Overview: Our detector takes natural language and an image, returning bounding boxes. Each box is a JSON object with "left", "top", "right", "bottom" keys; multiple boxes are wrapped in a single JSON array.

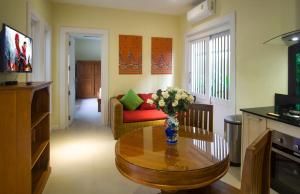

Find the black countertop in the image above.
[{"left": 240, "top": 106, "right": 300, "bottom": 127}]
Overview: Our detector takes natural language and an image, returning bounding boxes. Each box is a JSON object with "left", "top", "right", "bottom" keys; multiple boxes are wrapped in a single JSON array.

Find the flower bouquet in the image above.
[{"left": 148, "top": 87, "right": 195, "bottom": 143}]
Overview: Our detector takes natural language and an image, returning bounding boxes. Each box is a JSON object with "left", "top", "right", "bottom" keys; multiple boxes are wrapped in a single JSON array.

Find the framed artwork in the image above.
[
  {"left": 119, "top": 35, "right": 142, "bottom": 74},
  {"left": 151, "top": 37, "right": 173, "bottom": 74}
]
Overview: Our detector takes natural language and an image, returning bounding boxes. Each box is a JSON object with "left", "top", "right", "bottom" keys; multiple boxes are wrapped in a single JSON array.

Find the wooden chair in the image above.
[
  {"left": 184, "top": 129, "right": 272, "bottom": 194},
  {"left": 178, "top": 104, "right": 213, "bottom": 131}
]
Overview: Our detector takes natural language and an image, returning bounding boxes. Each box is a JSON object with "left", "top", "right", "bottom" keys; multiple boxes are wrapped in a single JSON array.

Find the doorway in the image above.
[
  {"left": 67, "top": 35, "right": 102, "bottom": 126},
  {"left": 59, "top": 27, "right": 108, "bottom": 129}
]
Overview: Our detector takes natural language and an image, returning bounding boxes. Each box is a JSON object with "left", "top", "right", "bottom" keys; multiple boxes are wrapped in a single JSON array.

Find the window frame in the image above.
[{"left": 185, "top": 13, "right": 236, "bottom": 106}]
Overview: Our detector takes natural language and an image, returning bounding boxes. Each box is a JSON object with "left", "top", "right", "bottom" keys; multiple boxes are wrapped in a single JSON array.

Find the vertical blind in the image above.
[
  {"left": 190, "top": 39, "right": 206, "bottom": 95},
  {"left": 189, "top": 30, "right": 230, "bottom": 100},
  {"left": 210, "top": 31, "right": 230, "bottom": 100}
]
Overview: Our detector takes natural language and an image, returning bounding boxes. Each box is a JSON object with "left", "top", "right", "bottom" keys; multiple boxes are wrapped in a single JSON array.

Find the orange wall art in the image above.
[
  {"left": 119, "top": 35, "right": 142, "bottom": 74},
  {"left": 151, "top": 37, "right": 172, "bottom": 74}
]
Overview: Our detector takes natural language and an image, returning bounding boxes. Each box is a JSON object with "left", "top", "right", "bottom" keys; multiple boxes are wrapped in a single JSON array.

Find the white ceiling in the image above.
[{"left": 51, "top": 0, "right": 200, "bottom": 15}]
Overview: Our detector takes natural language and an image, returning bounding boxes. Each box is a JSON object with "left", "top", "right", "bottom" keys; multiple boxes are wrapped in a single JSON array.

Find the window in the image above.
[
  {"left": 188, "top": 30, "right": 231, "bottom": 101},
  {"left": 185, "top": 13, "right": 235, "bottom": 134},
  {"left": 210, "top": 31, "right": 230, "bottom": 100},
  {"left": 190, "top": 38, "right": 207, "bottom": 95}
]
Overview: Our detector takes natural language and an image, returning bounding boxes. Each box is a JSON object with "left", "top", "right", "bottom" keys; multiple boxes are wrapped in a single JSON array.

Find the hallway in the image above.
[{"left": 71, "top": 98, "right": 101, "bottom": 128}]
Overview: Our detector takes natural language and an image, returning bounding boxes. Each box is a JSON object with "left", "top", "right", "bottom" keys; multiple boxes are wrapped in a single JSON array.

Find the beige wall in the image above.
[
  {"left": 0, "top": 0, "right": 52, "bottom": 82},
  {"left": 180, "top": 0, "right": 299, "bottom": 112},
  {"left": 50, "top": 3, "right": 182, "bottom": 126},
  {"left": 75, "top": 38, "right": 101, "bottom": 61}
]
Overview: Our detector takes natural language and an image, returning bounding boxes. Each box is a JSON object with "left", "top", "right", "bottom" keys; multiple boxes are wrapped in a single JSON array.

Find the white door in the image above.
[
  {"left": 209, "top": 32, "right": 235, "bottom": 135},
  {"left": 68, "top": 36, "right": 76, "bottom": 125},
  {"left": 188, "top": 31, "right": 235, "bottom": 136}
]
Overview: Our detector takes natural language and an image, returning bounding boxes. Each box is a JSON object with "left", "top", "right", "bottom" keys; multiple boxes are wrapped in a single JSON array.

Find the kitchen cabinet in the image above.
[
  {"left": 241, "top": 112, "right": 267, "bottom": 168},
  {"left": 241, "top": 107, "right": 300, "bottom": 168}
]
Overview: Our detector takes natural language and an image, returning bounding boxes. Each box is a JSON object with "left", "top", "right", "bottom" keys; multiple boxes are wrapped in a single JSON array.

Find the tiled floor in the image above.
[{"left": 43, "top": 98, "right": 242, "bottom": 194}]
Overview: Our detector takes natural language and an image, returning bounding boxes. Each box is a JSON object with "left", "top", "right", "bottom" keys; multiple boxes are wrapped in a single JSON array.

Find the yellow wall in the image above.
[
  {"left": 50, "top": 3, "right": 182, "bottom": 126},
  {"left": 0, "top": 0, "right": 52, "bottom": 33},
  {"left": 180, "top": 0, "right": 299, "bottom": 112},
  {"left": 0, "top": 0, "right": 52, "bottom": 82}
]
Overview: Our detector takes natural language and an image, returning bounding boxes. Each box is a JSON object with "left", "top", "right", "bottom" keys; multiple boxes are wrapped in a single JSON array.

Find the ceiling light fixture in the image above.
[{"left": 291, "top": 37, "right": 299, "bottom": 42}]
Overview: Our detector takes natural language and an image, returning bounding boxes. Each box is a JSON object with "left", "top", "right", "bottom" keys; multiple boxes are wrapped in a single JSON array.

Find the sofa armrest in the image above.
[{"left": 110, "top": 97, "right": 123, "bottom": 139}]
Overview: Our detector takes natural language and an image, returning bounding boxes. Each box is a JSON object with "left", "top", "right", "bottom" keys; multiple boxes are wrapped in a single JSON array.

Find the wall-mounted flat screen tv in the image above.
[{"left": 0, "top": 24, "right": 32, "bottom": 72}]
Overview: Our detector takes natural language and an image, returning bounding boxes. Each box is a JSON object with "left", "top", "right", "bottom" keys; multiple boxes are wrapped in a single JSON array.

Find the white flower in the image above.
[
  {"left": 159, "top": 99, "right": 165, "bottom": 107},
  {"left": 188, "top": 95, "right": 194, "bottom": 103},
  {"left": 162, "top": 91, "right": 169, "bottom": 99},
  {"left": 181, "top": 93, "right": 188, "bottom": 99},
  {"left": 166, "top": 87, "right": 172, "bottom": 92},
  {"left": 147, "top": 99, "right": 154, "bottom": 104},
  {"left": 172, "top": 100, "right": 178, "bottom": 107},
  {"left": 175, "top": 94, "right": 181, "bottom": 100},
  {"left": 177, "top": 89, "right": 184, "bottom": 95},
  {"left": 178, "top": 89, "right": 184, "bottom": 93},
  {"left": 152, "top": 93, "right": 158, "bottom": 100},
  {"left": 174, "top": 87, "right": 181, "bottom": 92}
]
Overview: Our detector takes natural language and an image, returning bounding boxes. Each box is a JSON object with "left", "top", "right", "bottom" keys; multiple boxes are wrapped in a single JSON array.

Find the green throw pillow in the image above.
[{"left": 120, "top": 89, "right": 143, "bottom": 110}]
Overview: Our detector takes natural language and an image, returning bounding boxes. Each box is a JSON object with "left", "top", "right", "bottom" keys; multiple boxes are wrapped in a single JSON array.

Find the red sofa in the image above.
[{"left": 110, "top": 93, "right": 167, "bottom": 139}]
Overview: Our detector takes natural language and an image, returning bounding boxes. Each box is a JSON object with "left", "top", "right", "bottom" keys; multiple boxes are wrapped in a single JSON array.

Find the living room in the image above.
[{"left": 0, "top": 0, "right": 299, "bottom": 194}]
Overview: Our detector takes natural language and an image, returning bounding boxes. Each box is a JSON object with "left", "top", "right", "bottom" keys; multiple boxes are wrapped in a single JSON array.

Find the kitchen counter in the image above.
[
  {"left": 241, "top": 106, "right": 300, "bottom": 128},
  {"left": 241, "top": 107, "right": 300, "bottom": 194}
]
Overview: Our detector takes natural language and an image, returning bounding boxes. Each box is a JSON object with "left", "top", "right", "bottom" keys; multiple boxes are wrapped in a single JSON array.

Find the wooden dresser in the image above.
[{"left": 0, "top": 82, "right": 51, "bottom": 194}]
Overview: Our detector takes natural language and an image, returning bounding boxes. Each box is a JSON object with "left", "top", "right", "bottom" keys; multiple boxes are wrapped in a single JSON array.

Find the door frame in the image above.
[
  {"left": 67, "top": 36, "right": 76, "bottom": 125},
  {"left": 27, "top": 2, "right": 52, "bottom": 82},
  {"left": 59, "top": 27, "right": 109, "bottom": 129}
]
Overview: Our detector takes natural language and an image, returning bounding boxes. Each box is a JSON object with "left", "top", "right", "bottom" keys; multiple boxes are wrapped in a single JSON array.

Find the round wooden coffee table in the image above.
[{"left": 115, "top": 126, "right": 229, "bottom": 193}]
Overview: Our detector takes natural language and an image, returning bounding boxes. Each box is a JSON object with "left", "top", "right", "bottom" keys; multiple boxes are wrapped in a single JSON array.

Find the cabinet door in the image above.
[
  {"left": 76, "top": 61, "right": 95, "bottom": 98},
  {"left": 241, "top": 113, "right": 267, "bottom": 167}
]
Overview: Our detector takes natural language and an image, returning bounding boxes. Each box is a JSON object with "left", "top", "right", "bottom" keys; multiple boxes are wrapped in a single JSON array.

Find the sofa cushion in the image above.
[
  {"left": 120, "top": 90, "right": 144, "bottom": 110},
  {"left": 138, "top": 93, "right": 156, "bottom": 110},
  {"left": 123, "top": 110, "right": 167, "bottom": 123}
]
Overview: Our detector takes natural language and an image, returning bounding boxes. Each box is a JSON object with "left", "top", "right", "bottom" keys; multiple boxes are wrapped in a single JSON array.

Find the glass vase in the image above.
[{"left": 165, "top": 115, "right": 179, "bottom": 144}]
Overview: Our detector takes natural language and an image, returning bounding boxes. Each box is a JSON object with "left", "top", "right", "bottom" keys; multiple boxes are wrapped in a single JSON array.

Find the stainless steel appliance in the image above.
[
  {"left": 224, "top": 114, "right": 242, "bottom": 166},
  {"left": 274, "top": 94, "right": 300, "bottom": 126},
  {"left": 271, "top": 131, "right": 300, "bottom": 194}
]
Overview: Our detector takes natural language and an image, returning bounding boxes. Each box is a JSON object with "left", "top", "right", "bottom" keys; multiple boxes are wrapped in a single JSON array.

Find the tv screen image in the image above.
[{"left": 2, "top": 25, "right": 32, "bottom": 72}]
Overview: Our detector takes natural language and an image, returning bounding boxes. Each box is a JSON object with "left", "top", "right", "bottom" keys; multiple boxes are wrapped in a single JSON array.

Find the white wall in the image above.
[{"left": 75, "top": 38, "right": 101, "bottom": 61}]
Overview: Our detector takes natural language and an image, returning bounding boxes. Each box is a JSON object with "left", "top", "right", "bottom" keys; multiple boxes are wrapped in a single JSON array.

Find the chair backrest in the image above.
[
  {"left": 241, "top": 130, "right": 272, "bottom": 194},
  {"left": 178, "top": 103, "right": 213, "bottom": 131}
]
